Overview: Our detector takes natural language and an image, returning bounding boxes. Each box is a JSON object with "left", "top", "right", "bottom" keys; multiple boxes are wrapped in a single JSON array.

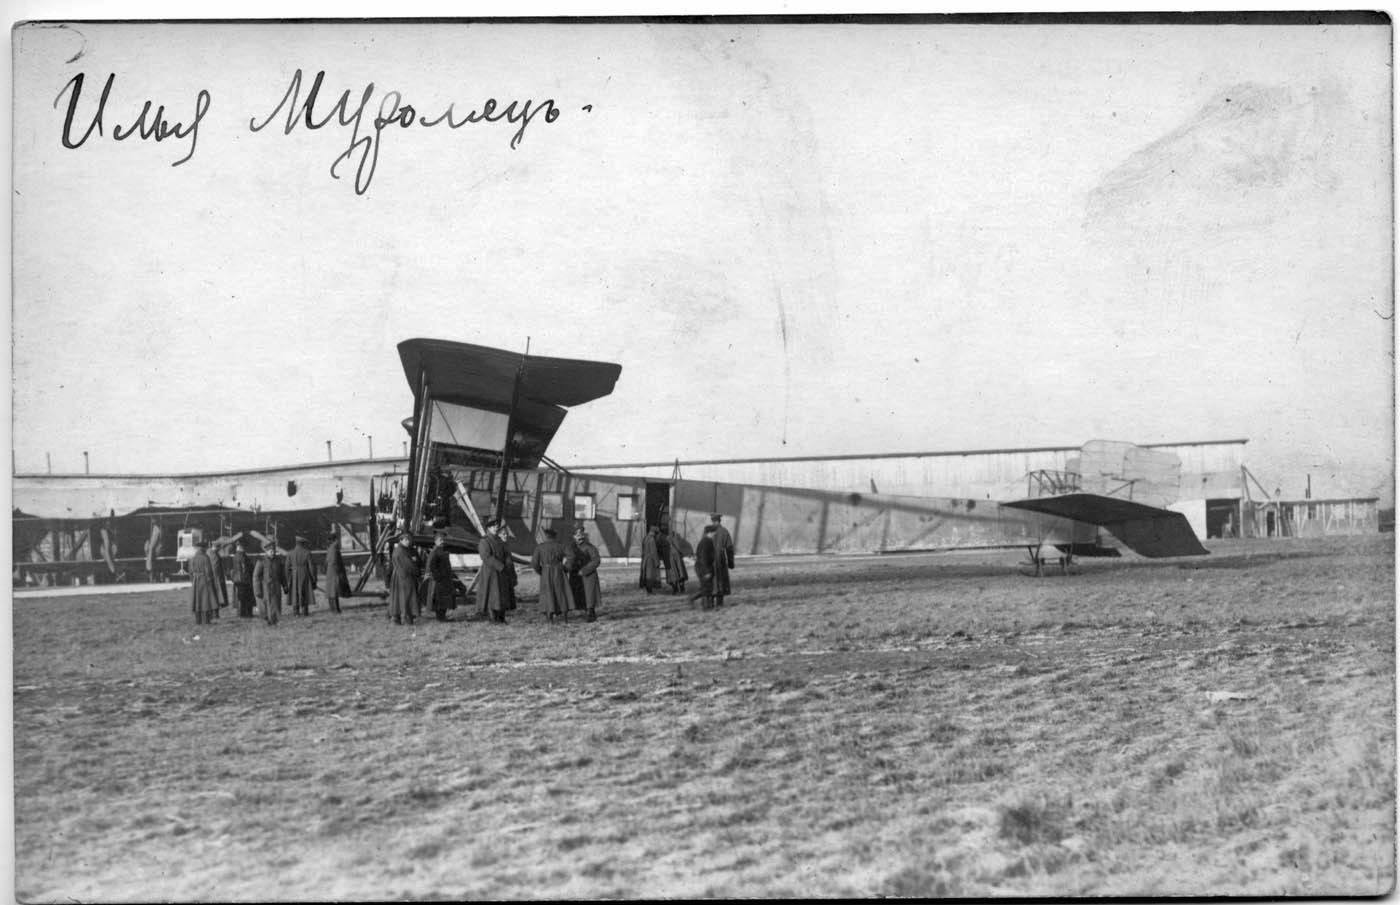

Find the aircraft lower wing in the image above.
[{"left": 1002, "top": 493, "right": 1209, "bottom": 558}]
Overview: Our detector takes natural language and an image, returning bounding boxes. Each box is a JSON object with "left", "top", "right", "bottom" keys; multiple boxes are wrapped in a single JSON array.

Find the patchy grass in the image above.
[{"left": 12, "top": 535, "right": 1395, "bottom": 900}]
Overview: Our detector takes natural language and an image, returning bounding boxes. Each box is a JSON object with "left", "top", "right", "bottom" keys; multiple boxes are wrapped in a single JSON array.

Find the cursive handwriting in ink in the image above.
[
  {"left": 53, "top": 72, "right": 211, "bottom": 167},
  {"left": 248, "top": 69, "right": 564, "bottom": 195}
]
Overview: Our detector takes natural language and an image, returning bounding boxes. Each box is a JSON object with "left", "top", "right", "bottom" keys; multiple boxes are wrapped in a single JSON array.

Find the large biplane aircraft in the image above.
[
  {"left": 372, "top": 338, "right": 1208, "bottom": 587},
  {"left": 11, "top": 338, "right": 1209, "bottom": 590}
]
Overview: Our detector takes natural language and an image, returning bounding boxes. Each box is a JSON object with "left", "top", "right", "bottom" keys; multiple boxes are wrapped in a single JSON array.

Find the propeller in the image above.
[
  {"left": 208, "top": 531, "right": 245, "bottom": 550},
  {"left": 248, "top": 530, "right": 284, "bottom": 554}
]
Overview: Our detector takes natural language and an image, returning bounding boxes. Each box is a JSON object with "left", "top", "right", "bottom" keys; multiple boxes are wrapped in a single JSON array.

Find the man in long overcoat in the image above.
[
  {"left": 231, "top": 541, "right": 256, "bottom": 618},
  {"left": 207, "top": 542, "right": 229, "bottom": 618},
  {"left": 253, "top": 544, "right": 288, "bottom": 626},
  {"left": 189, "top": 540, "right": 221, "bottom": 625},
  {"left": 287, "top": 534, "right": 318, "bottom": 616},
  {"left": 531, "top": 528, "right": 571, "bottom": 621},
  {"left": 662, "top": 527, "right": 687, "bottom": 593},
  {"left": 709, "top": 513, "right": 734, "bottom": 606},
  {"left": 388, "top": 534, "right": 420, "bottom": 625},
  {"left": 689, "top": 525, "right": 718, "bottom": 610},
  {"left": 564, "top": 530, "right": 587, "bottom": 614},
  {"left": 323, "top": 528, "right": 350, "bottom": 614},
  {"left": 573, "top": 526, "right": 602, "bottom": 622},
  {"left": 426, "top": 532, "right": 456, "bottom": 622},
  {"left": 477, "top": 521, "right": 509, "bottom": 623},
  {"left": 639, "top": 526, "right": 662, "bottom": 593}
]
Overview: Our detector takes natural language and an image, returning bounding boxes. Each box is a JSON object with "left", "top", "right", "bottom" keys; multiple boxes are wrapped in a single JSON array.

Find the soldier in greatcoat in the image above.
[
  {"left": 662, "top": 527, "right": 688, "bottom": 593},
  {"left": 688, "top": 525, "right": 718, "bottom": 610},
  {"left": 564, "top": 530, "right": 587, "bottom": 614},
  {"left": 426, "top": 532, "right": 456, "bottom": 622},
  {"left": 709, "top": 513, "right": 735, "bottom": 607},
  {"left": 323, "top": 528, "right": 350, "bottom": 614},
  {"left": 477, "top": 521, "right": 509, "bottom": 624},
  {"left": 189, "top": 540, "right": 221, "bottom": 625},
  {"left": 253, "top": 543, "right": 288, "bottom": 626},
  {"left": 387, "top": 534, "right": 420, "bottom": 625},
  {"left": 287, "top": 534, "right": 318, "bottom": 616},
  {"left": 573, "top": 526, "right": 602, "bottom": 622},
  {"left": 496, "top": 522, "right": 518, "bottom": 611},
  {"left": 206, "top": 541, "right": 229, "bottom": 618},
  {"left": 531, "top": 528, "right": 571, "bottom": 621},
  {"left": 231, "top": 541, "right": 256, "bottom": 618},
  {"left": 639, "top": 526, "right": 662, "bottom": 594}
]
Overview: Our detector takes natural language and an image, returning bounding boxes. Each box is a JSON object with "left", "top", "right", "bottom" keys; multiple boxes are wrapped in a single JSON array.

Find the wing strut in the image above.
[
  {"left": 493, "top": 339, "right": 529, "bottom": 524},
  {"left": 455, "top": 481, "right": 487, "bottom": 537}
]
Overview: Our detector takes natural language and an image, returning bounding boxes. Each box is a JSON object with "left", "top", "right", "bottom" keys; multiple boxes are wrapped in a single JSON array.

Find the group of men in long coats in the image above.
[
  {"left": 640, "top": 525, "right": 692, "bottom": 595},
  {"left": 527, "top": 525, "right": 602, "bottom": 622},
  {"left": 187, "top": 512, "right": 734, "bottom": 627},
  {"left": 688, "top": 513, "right": 735, "bottom": 609},
  {"left": 566, "top": 525, "right": 602, "bottom": 622},
  {"left": 476, "top": 520, "right": 515, "bottom": 623}
]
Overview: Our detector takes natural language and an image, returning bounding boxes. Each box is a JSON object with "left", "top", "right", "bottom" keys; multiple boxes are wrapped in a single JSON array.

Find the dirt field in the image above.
[{"left": 12, "top": 535, "right": 1395, "bottom": 900}]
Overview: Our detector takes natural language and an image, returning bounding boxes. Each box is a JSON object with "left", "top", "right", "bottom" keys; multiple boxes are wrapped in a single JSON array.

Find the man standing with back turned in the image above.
[
  {"left": 323, "top": 527, "right": 350, "bottom": 614},
  {"left": 532, "top": 528, "right": 571, "bottom": 621},
  {"left": 709, "top": 513, "right": 735, "bottom": 607},
  {"left": 287, "top": 534, "right": 318, "bottom": 617}
]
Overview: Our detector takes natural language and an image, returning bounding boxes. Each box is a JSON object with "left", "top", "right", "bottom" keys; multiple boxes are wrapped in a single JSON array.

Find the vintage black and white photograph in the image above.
[{"left": 9, "top": 11, "right": 1395, "bottom": 900}]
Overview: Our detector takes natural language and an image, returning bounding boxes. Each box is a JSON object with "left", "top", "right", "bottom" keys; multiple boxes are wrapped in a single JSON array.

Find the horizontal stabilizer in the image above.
[{"left": 1002, "top": 493, "right": 1208, "bottom": 558}]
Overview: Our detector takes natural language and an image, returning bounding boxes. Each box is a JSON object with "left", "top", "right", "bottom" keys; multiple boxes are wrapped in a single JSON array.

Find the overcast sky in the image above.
[{"left": 11, "top": 18, "right": 1394, "bottom": 500}]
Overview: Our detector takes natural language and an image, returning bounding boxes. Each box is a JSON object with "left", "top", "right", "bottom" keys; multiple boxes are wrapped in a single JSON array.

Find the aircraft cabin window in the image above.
[
  {"left": 617, "top": 494, "right": 638, "bottom": 521},
  {"left": 540, "top": 493, "right": 564, "bottom": 519},
  {"left": 573, "top": 494, "right": 596, "bottom": 520},
  {"left": 505, "top": 492, "right": 528, "bottom": 518}
]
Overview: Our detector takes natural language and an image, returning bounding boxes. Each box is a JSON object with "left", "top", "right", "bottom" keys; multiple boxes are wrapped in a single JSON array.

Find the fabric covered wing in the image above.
[
  {"left": 398, "top": 338, "right": 622, "bottom": 409},
  {"left": 1002, "top": 493, "right": 1209, "bottom": 558}
]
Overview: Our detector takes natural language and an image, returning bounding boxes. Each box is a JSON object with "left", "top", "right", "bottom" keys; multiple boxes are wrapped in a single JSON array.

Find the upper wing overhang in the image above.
[{"left": 397, "top": 338, "right": 622, "bottom": 410}]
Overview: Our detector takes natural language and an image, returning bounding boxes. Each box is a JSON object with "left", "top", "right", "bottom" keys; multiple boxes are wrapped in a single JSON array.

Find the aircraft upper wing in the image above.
[
  {"left": 1001, "top": 493, "right": 1209, "bottom": 558},
  {"left": 397, "top": 338, "right": 622, "bottom": 409}
]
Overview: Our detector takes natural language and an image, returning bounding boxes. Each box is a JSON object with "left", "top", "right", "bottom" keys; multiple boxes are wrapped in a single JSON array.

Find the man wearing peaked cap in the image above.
[
  {"left": 570, "top": 526, "right": 602, "bottom": 622},
  {"left": 477, "top": 523, "right": 509, "bottom": 623},
  {"left": 287, "top": 533, "right": 318, "bottom": 617}
]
